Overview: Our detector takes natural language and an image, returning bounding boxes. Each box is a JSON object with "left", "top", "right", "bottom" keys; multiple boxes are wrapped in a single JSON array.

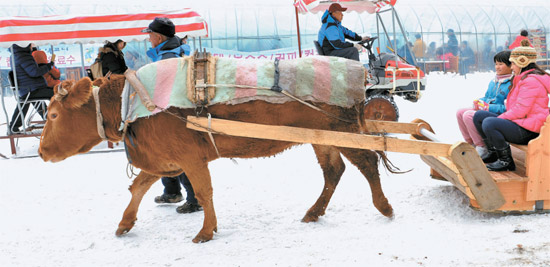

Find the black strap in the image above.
[
  {"left": 271, "top": 58, "right": 282, "bottom": 92},
  {"left": 123, "top": 125, "right": 136, "bottom": 164}
]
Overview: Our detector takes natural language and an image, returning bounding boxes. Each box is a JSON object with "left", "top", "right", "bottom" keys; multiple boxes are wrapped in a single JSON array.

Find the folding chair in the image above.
[{"left": 6, "top": 70, "right": 50, "bottom": 135}]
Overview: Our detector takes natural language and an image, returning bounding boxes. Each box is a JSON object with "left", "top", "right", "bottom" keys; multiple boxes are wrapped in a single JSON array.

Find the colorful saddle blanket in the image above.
[{"left": 126, "top": 56, "right": 365, "bottom": 120}]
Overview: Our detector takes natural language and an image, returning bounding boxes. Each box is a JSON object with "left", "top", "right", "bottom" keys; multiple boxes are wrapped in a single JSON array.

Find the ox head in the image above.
[{"left": 39, "top": 77, "right": 103, "bottom": 162}]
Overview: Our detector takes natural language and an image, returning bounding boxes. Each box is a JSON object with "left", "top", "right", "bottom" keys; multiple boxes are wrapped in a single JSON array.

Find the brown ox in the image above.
[{"left": 39, "top": 75, "right": 395, "bottom": 243}]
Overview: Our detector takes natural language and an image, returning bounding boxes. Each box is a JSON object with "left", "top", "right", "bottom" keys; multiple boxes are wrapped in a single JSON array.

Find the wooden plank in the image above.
[
  {"left": 363, "top": 120, "right": 423, "bottom": 135},
  {"left": 511, "top": 143, "right": 528, "bottom": 152},
  {"left": 186, "top": 117, "right": 452, "bottom": 157},
  {"left": 510, "top": 146, "right": 527, "bottom": 175},
  {"left": 526, "top": 116, "right": 550, "bottom": 201},
  {"left": 420, "top": 154, "right": 474, "bottom": 199},
  {"left": 449, "top": 142, "right": 505, "bottom": 211},
  {"left": 471, "top": 180, "right": 550, "bottom": 212},
  {"left": 490, "top": 170, "right": 528, "bottom": 182}
]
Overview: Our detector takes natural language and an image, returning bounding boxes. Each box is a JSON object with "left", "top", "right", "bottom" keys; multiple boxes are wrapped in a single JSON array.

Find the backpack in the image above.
[{"left": 90, "top": 59, "right": 103, "bottom": 80}]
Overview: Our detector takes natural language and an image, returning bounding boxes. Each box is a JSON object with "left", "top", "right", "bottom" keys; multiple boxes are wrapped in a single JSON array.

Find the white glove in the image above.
[
  {"left": 354, "top": 43, "right": 363, "bottom": 51},
  {"left": 361, "top": 36, "right": 370, "bottom": 42}
]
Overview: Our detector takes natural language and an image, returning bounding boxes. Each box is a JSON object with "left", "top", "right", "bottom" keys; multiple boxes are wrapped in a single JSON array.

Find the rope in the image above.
[
  {"left": 207, "top": 113, "right": 222, "bottom": 158},
  {"left": 92, "top": 86, "right": 108, "bottom": 141},
  {"left": 126, "top": 162, "right": 139, "bottom": 179}
]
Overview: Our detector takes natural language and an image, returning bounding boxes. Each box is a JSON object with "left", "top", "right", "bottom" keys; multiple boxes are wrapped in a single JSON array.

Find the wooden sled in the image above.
[
  {"left": 185, "top": 115, "right": 531, "bottom": 212},
  {"left": 416, "top": 116, "right": 550, "bottom": 213}
]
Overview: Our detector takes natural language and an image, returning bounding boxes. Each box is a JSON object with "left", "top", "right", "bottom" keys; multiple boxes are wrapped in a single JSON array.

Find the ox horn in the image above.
[{"left": 55, "top": 84, "right": 70, "bottom": 101}]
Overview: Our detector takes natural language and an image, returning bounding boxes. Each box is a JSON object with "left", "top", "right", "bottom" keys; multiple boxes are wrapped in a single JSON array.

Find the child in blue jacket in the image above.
[{"left": 456, "top": 50, "right": 512, "bottom": 157}]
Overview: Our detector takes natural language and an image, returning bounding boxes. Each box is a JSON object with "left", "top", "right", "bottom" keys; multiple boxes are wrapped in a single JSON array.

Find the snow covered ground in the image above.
[{"left": 1, "top": 72, "right": 549, "bottom": 266}]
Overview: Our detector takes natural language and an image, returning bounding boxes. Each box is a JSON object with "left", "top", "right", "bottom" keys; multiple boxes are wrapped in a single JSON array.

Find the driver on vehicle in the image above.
[{"left": 318, "top": 3, "right": 369, "bottom": 61}]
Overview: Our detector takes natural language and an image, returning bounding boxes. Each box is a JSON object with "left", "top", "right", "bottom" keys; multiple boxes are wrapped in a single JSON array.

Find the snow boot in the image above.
[
  {"left": 486, "top": 146, "right": 515, "bottom": 172},
  {"left": 476, "top": 146, "right": 489, "bottom": 158},
  {"left": 176, "top": 202, "right": 202, "bottom": 214},
  {"left": 481, "top": 139, "right": 497, "bottom": 163},
  {"left": 154, "top": 193, "right": 183, "bottom": 204}
]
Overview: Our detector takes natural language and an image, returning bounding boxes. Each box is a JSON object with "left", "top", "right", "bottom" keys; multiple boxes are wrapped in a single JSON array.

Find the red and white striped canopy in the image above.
[
  {"left": 295, "top": 0, "right": 397, "bottom": 14},
  {"left": 0, "top": 9, "right": 208, "bottom": 48}
]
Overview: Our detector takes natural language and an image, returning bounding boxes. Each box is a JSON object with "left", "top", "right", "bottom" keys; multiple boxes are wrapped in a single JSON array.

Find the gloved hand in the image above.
[
  {"left": 354, "top": 43, "right": 363, "bottom": 51},
  {"left": 474, "top": 99, "right": 489, "bottom": 111},
  {"left": 50, "top": 53, "right": 56, "bottom": 64},
  {"left": 361, "top": 36, "right": 370, "bottom": 42}
]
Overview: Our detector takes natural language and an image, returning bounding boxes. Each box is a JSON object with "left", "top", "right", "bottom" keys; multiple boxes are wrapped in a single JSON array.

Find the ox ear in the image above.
[
  {"left": 56, "top": 77, "right": 93, "bottom": 109},
  {"left": 92, "top": 77, "right": 107, "bottom": 87}
]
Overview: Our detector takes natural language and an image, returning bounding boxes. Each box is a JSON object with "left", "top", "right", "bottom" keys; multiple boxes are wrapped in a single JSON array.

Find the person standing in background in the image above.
[
  {"left": 142, "top": 17, "right": 202, "bottom": 214},
  {"left": 509, "top": 30, "right": 533, "bottom": 50},
  {"left": 180, "top": 35, "right": 191, "bottom": 56},
  {"left": 412, "top": 33, "right": 426, "bottom": 59},
  {"left": 100, "top": 39, "right": 128, "bottom": 76},
  {"left": 446, "top": 29, "right": 459, "bottom": 56}
]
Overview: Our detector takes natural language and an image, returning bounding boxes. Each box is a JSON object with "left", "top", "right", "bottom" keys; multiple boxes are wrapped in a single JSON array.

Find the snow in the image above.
[{"left": 1, "top": 72, "right": 549, "bottom": 266}]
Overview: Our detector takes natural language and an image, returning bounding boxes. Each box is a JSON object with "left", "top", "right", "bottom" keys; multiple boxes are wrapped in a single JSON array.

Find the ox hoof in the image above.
[
  {"left": 301, "top": 214, "right": 319, "bottom": 223},
  {"left": 381, "top": 205, "right": 394, "bottom": 219},
  {"left": 115, "top": 227, "right": 130, "bottom": 236},
  {"left": 192, "top": 232, "right": 213, "bottom": 243}
]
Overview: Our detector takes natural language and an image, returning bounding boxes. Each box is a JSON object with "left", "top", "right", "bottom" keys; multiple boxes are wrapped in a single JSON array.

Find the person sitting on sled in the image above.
[
  {"left": 473, "top": 40, "right": 550, "bottom": 171},
  {"left": 456, "top": 50, "right": 513, "bottom": 159}
]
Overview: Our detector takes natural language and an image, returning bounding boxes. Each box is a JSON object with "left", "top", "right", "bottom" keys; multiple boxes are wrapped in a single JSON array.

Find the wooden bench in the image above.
[
  {"left": 469, "top": 115, "right": 550, "bottom": 212},
  {"left": 426, "top": 115, "right": 550, "bottom": 212}
]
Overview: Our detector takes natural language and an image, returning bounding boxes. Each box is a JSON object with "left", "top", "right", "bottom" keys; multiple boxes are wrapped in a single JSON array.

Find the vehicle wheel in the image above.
[{"left": 364, "top": 94, "right": 399, "bottom": 121}]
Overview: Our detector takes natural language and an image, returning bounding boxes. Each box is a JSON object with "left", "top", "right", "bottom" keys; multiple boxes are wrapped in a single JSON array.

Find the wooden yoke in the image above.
[
  {"left": 186, "top": 51, "right": 217, "bottom": 107},
  {"left": 124, "top": 69, "right": 156, "bottom": 112}
]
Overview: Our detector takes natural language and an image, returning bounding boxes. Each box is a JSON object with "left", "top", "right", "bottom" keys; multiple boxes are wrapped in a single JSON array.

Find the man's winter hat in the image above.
[
  {"left": 141, "top": 17, "right": 175, "bottom": 38},
  {"left": 509, "top": 39, "right": 537, "bottom": 68},
  {"left": 329, "top": 3, "right": 347, "bottom": 13}
]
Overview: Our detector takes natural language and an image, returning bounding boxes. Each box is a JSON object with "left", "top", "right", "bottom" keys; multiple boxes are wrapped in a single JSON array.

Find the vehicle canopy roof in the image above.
[{"left": 0, "top": 9, "right": 208, "bottom": 48}]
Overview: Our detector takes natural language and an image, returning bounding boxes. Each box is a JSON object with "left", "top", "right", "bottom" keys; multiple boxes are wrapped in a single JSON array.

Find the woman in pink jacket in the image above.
[{"left": 473, "top": 39, "right": 550, "bottom": 171}]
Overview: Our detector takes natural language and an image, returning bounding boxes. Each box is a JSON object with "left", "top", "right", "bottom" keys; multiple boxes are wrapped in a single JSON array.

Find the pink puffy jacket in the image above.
[{"left": 498, "top": 69, "right": 550, "bottom": 133}]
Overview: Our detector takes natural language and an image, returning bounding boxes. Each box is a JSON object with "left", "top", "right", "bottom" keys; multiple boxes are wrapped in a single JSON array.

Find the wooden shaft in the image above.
[
  {"left": 186, "top": 116, "right": 452, "bottom": 157},
  {"left": 364, "top": 120, "right": 424, "bottom": 134},
  {"left": 124, "top": 69, "right": 156, "bottom": 112}
]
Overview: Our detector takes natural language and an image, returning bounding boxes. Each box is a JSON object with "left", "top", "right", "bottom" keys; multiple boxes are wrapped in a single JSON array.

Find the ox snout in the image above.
[{"left": 38, "top": 147, "right": 60, "bottom": 163}]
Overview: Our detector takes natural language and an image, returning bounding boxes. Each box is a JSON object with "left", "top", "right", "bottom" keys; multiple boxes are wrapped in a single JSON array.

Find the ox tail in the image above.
[
  {"left": 376, "top": 150, "right": 410, "bottom": 174},
  {"left": 355, "top": 100, "right": 409, "bottom": 175},
  {"left": 355, "top": 101, "right": 369, "bottom": 134}
]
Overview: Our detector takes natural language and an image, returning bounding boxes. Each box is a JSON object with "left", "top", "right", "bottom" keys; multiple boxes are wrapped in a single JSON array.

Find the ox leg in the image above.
[
  {"left": 338, "top": 148, "right": 393, "bottom": 218},
  {"left": 184, "top": 165, "right": 217, "bottom": 243},
  {"left": 116, "top": 171, "right": 160, "bottom": 236},
  {"left": 302, "top": 145, "right": 346, "bottom": 223}
]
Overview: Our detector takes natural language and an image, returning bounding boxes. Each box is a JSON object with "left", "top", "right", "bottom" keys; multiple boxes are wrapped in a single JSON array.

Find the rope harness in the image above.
[{"left": 92, "top": 86, "right": 108, "bottom": 141}]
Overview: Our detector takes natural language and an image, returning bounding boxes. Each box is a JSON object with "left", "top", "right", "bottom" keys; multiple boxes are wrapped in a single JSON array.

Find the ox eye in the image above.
[{"left": 50, "top": 113, "right": 58, "bottom": 119}]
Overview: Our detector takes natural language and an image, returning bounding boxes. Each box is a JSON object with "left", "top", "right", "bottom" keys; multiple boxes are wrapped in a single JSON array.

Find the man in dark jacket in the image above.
[
  {"left": 446, "top": 29, "right": 459, "bottom": 56},
  {"left": 142, "top": 17, "right": 202, "bottom": 214},
  {"left": 8, "top": 43, "right": 55, "bottom": 133},
  {"left": 317, "top": 3, "right": 368, "bottom": 61}
]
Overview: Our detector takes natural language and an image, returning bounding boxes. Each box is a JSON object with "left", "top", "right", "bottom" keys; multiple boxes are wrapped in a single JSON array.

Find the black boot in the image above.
[
  {"left": 486, "top": 146, "right": 515, "bottom": 171},
  {"left": 481, "top": 146, "right": 498, "bottom": 163},
  {"left": 481, "top": 138, "right": 498, "bottom": 163}
]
